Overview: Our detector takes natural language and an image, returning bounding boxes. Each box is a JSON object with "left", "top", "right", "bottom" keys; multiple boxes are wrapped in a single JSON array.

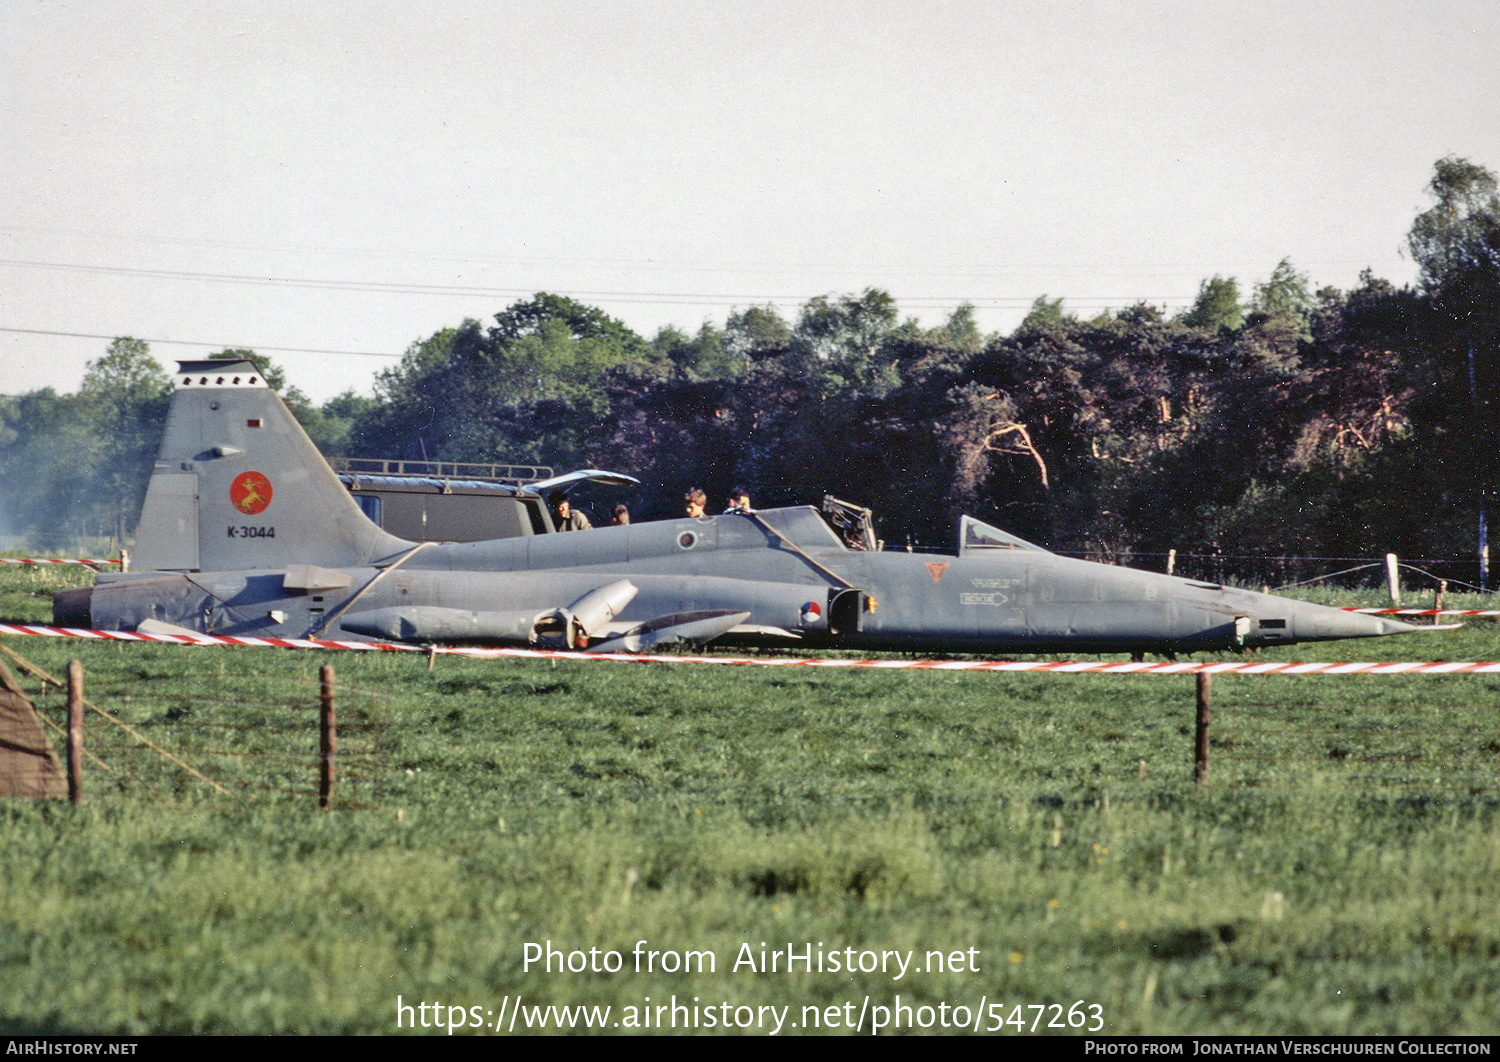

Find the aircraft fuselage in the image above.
[{"left": 65, "top": 504, "right": 1410, "bottom": 654}]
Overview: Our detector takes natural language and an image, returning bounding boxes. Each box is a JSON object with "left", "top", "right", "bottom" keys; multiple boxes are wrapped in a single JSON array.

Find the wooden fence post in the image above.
[
  {"left": 1194, "top": 672, "right": 1211, "bottom": 787},
  {"left": 319, "top": 664, "right": 335, "bottom": 810},
  {"left": 1386, "top": 553, "right": 1401, "bottom": 605},
  {"left": 66, "top": 660, "right": 83, "bottom": 805}
]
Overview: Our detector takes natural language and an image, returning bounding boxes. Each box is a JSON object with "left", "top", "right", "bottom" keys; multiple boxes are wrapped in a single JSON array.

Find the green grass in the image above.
[{"left": 0, "top": 562, "right": 1497, "bottom": 1034}]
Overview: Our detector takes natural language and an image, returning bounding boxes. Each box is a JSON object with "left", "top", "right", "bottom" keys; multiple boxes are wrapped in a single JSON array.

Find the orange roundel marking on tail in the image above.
[{"left": 230, "top": 471, "right": 273, "bottom": 515}]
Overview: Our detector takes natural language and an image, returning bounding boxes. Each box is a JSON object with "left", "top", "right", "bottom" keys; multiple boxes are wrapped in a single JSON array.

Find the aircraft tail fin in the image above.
[{"left": 132, "top": 361, "right": 411, "bottom": 572}]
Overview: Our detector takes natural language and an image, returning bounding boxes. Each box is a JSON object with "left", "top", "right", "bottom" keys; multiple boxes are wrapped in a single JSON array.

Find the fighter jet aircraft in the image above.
[{"left": 54, "top": 359, "right": 1419, "bottom": 655}]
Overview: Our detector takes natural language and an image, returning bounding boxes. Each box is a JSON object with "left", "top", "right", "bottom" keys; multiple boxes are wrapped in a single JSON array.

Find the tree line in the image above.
[{"left": 4, "top": 157, "right": 1496, "bottom": 588}]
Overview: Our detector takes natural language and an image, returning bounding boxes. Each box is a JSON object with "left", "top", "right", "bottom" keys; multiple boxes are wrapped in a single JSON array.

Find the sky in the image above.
[{"left": 3, "top": 0, "right": 1498, "bottom": 404}]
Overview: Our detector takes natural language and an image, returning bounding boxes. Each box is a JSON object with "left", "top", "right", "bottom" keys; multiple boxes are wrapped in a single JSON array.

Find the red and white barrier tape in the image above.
[
  {"left": 1, "top": 557, "right": 120, "bottom": 566},
  {"left": 1344, "top": 607, "right": 1500, "bottom": 617},
  {"left": 0, "top": 623, "right": 416, "bottom": 653},
  {"left": 3, "top": 623, "right": 1498, "bottom": 675}
]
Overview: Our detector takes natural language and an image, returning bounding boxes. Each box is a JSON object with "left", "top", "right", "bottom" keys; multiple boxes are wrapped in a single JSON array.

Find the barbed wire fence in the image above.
[{"left": 0, "top": 644, "right": 390, "bottom": 809}]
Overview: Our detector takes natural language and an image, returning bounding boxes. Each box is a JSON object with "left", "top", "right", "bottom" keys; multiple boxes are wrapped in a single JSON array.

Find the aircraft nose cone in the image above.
[{"left": 1292, "top": 605, "right": 1416, "bottom": 642}]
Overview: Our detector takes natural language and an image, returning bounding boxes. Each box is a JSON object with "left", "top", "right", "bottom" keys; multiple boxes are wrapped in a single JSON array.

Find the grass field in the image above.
[{"left": 1, "top": 559, "right": 1498, "bottom": 1035}]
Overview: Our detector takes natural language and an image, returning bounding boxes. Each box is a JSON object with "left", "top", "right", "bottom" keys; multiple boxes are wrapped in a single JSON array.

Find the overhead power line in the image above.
[
  {"left": 0, "top": 257, "right": 1194, "bottom": 309},
  {"left": 0, "top": 223, "right": 1410, "bottom": 279},
  {"left": 0, "top": 327, "right": 400, "bottom": 359}
]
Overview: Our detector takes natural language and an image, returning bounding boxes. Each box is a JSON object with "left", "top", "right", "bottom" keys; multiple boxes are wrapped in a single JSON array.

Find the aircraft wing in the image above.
[{"left": 334, "top": 580, "right": 745, "bottom": 651}]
